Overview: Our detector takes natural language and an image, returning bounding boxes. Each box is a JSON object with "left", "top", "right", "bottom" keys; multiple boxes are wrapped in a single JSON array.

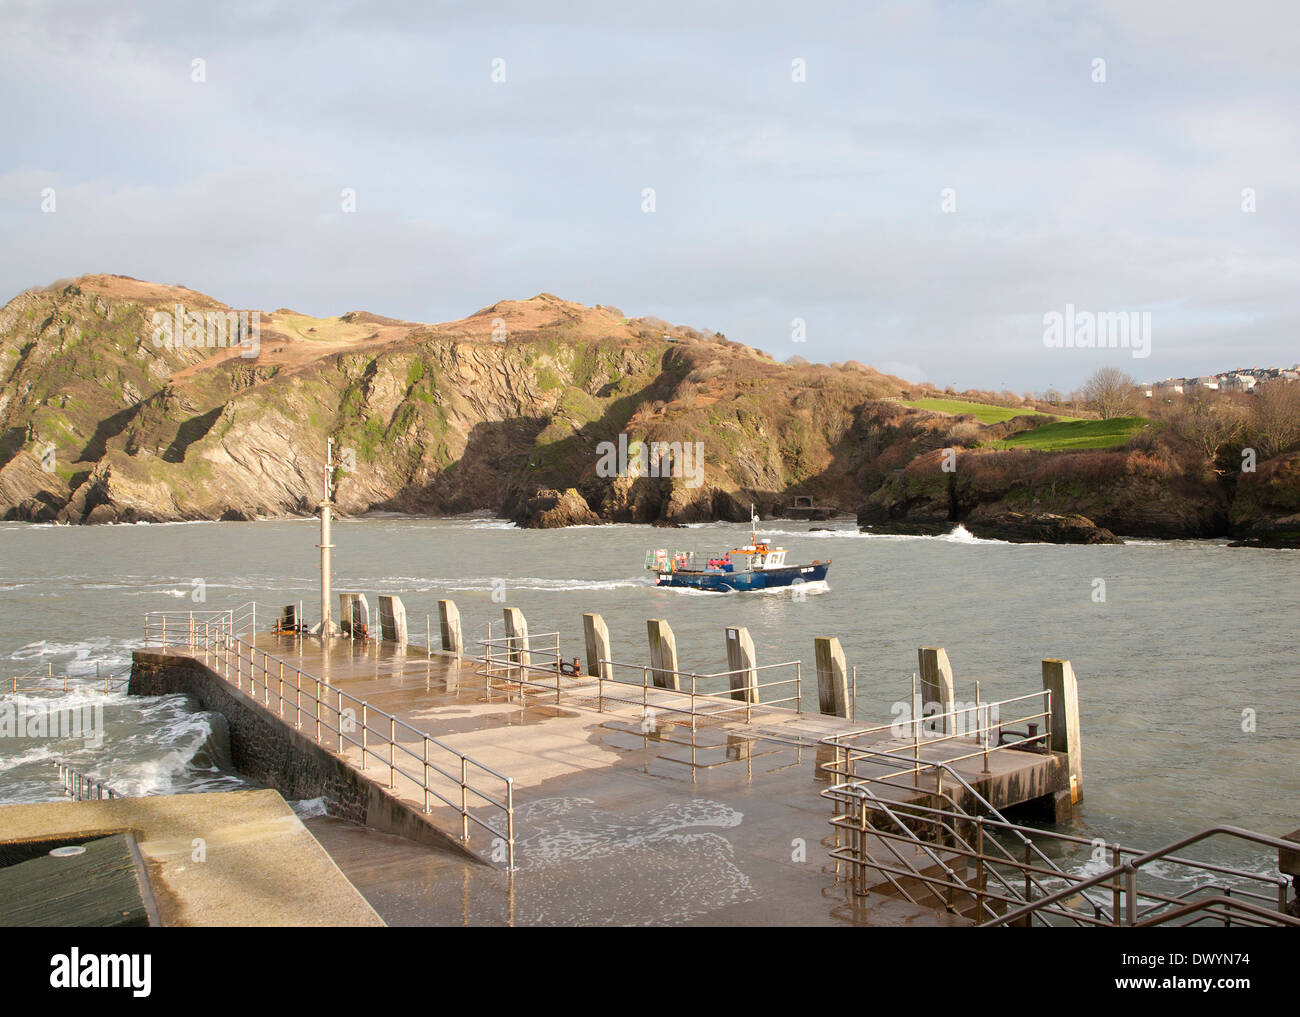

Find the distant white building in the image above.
[
  {"left": 1188, "top": 376, "right": 1220, "bottom": 391},
  {"left": 1222, "top": 374, "right": 1257, "bottom": 392},
  {"left": 1153, "top": 378, "right": 1185, "bottom": 394}
]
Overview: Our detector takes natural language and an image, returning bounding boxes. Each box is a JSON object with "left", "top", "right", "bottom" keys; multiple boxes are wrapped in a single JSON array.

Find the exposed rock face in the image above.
[
  {"left": 1229, "top": 451, "right": 1300, "bottom": 546},
  {"left": 857, "top": 445, "right": 1233, "bottom": 541},
  {"left": 963, "top": 505, "right": 1121, "bottom": 544},
  {"left": 511, "top": 488, "right": 601, "bottom": 528},
  {"left": 0, "top": 275, "right": 902, "bottom": 526},
  {"left": 3, "top": 275, "right": 1297, "bottom": 545}
]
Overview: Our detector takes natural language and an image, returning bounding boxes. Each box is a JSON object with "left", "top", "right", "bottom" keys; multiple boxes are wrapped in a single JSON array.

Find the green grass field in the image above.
[
  {"left": 900, "top": 398, "right": 1081, "bottom": 425},
  {"left": 992, "top": 416, "right": 1148, "bottom": 451}
]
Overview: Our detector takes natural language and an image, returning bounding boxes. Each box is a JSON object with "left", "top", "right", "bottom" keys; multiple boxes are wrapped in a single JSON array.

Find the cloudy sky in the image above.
[{"left": 1, "top": 0, "right": 1296, "bottom": 391}]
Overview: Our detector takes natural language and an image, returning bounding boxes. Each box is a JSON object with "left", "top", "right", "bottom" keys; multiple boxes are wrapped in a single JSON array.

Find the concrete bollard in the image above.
[
  {"left": 1042, "top": 658, "right": 1083, "bottom": 803},
  {"left": 583, "top": 613, "right": 613, "bottom": 681},
  {"left": 438, "top": 599, "right": 463, "bottom": 658},
  {"left": 339, "top": 593, "right": 369, "bottom": 638},
  {"left": 646, "top": 619, "right": 680, "bottom": 691},
  {"left": 725, "top": 626, "right": 759, "bottom": 704},
  {"left": 918, "top": 647, "right": 956, "bottom": 735},
  {"left": 503, "top": 606, "right": 530, "bottom": 674},
  {"left": 378, "top": 595, "right": 408, "bottom": 644},
  {"left": 814, "top": 636, "right": 849, "bottom": 717}
]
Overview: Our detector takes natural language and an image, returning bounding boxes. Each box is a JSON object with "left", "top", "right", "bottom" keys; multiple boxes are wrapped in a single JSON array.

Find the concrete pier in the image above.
[
  {"left": 815, "top": 636, "right": 850, "bottom": 718},
  {"left": 130, "top": 621, "right": 1076, "bottom": 926},
  {"left": 438, "top": 599, "right": 463, "bottom": 658},
  {"left": 646, "top": 618, "right": 680, "bottom": 691}
]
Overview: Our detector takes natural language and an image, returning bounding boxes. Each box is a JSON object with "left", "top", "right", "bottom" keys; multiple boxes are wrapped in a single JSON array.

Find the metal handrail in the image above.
[
  {"left": 988, "top": 825, "right": 1297, "bottom": 927},
  {"left": 220, "top": 631, "right": 515, "bottom": 865},
  {"left": 53, "top": 760, "right": 121, "bottom": 801},
  {"left": 822, "top": 745, "right": 1113, "bottom": 924},
  {"left": 828, "top": 744, "right": 1295, "bottom": 927},
  {"left": 1133, "top": 895, "right": 1300, "bottom": 928},
  {"left": 144, "top": 606, "right": 516, "bottom": 869},
  {"left": 7, "top": 665, "right": 127, "bottom": 694},
  {"left": 475, "top": 635, "right": 806, "bottom": 722},
  {"left": 825, "top": 688, "right": 1053, "bottom": 784}
]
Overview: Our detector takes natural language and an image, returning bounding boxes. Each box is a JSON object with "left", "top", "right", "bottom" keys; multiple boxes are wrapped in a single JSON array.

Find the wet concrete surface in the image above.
[{"left": 190, "top": 634, "right": 1042, "bottom": 925}]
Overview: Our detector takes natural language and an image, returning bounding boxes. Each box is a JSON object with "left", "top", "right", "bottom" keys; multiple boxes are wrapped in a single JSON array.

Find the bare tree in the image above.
[
  {"left": 1251, "top": 381, "right": 1300, "bottom": 458},
  {"left": 1171, "top": 390, "right": 1248, "bottom": 473},
  {"left": 1081, "top": 366, "right": 1138, "bottom": 419}
]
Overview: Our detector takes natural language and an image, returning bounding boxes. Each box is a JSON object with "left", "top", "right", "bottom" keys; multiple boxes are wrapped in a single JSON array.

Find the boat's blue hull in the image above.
[{"left": 654, "top": 562, "right": 830, "bottom": 592}]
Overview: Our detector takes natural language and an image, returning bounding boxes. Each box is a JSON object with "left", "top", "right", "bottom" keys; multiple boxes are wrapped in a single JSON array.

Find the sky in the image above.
[{"left": 1, "top": 0, "right": 1297, "bottom": 392}]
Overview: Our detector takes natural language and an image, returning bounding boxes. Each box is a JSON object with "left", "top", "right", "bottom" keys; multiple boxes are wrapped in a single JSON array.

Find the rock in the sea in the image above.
[
  {"left": 963, "top": 505, "right": 1121, "bottom": 544},
  {"left": 513, "top": 488, "right": 601, "bottom": 529}
]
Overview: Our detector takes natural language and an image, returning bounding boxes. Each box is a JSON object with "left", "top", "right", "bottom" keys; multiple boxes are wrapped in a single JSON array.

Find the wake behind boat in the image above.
[{"left": 645, "top": 509, "right": 831, "bottom": 592}]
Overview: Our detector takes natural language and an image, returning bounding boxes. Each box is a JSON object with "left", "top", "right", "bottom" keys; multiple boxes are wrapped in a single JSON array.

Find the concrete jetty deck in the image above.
[{"left": 132, "top": 630, "right": 1068, "bottom": 926}]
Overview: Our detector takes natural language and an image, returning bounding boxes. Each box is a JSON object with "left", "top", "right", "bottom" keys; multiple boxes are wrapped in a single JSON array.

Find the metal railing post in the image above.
[
  {"left": 423, "top": 739, "right": 430, "bottom": 813},
  {"left": 1112, "top": 844, "right": 1123, "bottom": 926},
  {"left": 461, "top": 756, "right": 469, "bottom": 841},
  {"left": 1023, "top": 838, "right": 1033, "bottom": 913},
  {"left": 506, "top": 778, "right": 515, "bottom": 871},
  {"left": 361, "top": 703, "right": 368, "bottom": 769},
  {"left": 389, "top": 716, "right": 396, "bottom": 788},
  {"left": 912, "top": 672, "right": 920, "bottom": 786}
]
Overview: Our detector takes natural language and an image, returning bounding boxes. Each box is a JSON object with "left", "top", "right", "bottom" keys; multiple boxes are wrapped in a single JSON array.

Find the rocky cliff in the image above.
[
  {"left": 2, "top": 275, "right": 1296, "bottom": 544},
  {"left": 0, "top": 275, "right": 903, "bottom": 526}
]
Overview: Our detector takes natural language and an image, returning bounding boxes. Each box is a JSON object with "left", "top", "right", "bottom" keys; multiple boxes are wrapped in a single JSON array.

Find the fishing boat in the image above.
[{"left": 645, "top": 509, "right": 831, "bottom": 592}]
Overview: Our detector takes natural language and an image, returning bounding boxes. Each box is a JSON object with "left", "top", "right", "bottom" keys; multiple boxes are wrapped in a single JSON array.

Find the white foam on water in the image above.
[
  {"left": 448, "top": 577, "right": 646, "bottom": 593},
  {"left": 747, "top": 526, "right": 865, "bottom": 539},
  {"left": 507, "top": 796, "right": 755, "bottom": 924},
  {"left": 290, "top": 797, "right": 328, "bottom": 818},
  {"left": 656, "top": 579, "right": 830, "bottom": 597},
  {"left": 0, "top": 743, "right": 59, "bottom": 774}
]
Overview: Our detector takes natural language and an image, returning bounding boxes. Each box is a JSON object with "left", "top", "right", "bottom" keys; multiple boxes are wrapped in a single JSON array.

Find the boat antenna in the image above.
[{"left": 750, "top": 503, "right": 758, "bottom": 546}]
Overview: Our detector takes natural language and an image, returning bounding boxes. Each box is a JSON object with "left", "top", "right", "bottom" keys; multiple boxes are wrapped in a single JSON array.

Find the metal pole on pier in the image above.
[{"left": 318, "top": 438, "right": 336, "bottom": 640}]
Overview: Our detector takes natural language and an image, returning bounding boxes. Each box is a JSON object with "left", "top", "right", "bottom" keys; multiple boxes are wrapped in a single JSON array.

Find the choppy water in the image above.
[{"left": 1, "top": 515, "right": 1296, "bottom": 884}]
